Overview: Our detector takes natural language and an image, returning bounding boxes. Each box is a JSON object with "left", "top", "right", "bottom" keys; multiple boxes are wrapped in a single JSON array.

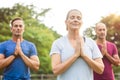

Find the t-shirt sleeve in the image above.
[
  {"left": 92, "top": 40, "right": 103, "bottom": 59},
  {"left": 50, "top": 40, "right": 61, "bottom": 56},
  {"left": 30, "top": 43, "right": 38, "bottom": 56},
  {"left": 113, "top": 43, "right": 118, "bottom": 55},
  {"left": 0, "top": 42, "right": 5, "bottom": 54}
]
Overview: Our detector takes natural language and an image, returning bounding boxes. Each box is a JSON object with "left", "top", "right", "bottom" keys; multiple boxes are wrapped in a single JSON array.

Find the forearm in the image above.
[
  {"left": 82, "top": 55, "right": 104, "bottom": 74},
  {"left": 105, "top": 53, "right": 120, "bottom": 66},
  {"left": 15, "top": 39, "right": 40, "bottom": 71},
  {"left": 52, "top": 54, "right": 79, "bottom": 75},
  {"left": 0, "top": 55, "right": 15, "bottom": 69},
  {"left": 20, "top": 52, "right": 40, "bottom": 71}
]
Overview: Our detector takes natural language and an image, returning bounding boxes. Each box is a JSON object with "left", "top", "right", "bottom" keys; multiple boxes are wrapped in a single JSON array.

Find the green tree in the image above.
[
  {"left": 0, "top": 3, "right": 61, "bottom": 74},
  {"left": 84, "top": 13, "right": 120, "bottom": 73},
  {"left": 83, "top": 26, "right": 96, "bottom": 39}
]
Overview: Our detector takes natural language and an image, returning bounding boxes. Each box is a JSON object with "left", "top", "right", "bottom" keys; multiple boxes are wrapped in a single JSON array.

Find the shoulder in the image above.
[
  {"left": 107, "top": 41, "right": 115, "bottom": 45},
  {"left": 51, "top": 36, "right": 67, "bottom": 48},
  {"left": 53, "top": 36, "right": 66, "bottom": 44},
  {"left": 23, "top": 40, "right": 36, "bottom": 47},
  {"left": 84, "top": 37, "right": 98, "bottom": 49},
  {"left": 23, "top": 40, "right": 34, "bottom": 44},
  {"left": 84, "top": 37, "right": 95, "bottom": 43},
  {"left": 107, "top": 41, "right": 117, "bottom": 47},
  {"left": 0, "top": 40, "right": 12, "bottom": 45},
  {"left": 0, "top": 40, "right": 12, "bottom": 50}
]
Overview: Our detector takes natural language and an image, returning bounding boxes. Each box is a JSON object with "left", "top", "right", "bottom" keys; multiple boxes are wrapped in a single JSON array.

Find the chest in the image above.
[{"left": 4, "top": 43, "right": 31, "bottom": 57}]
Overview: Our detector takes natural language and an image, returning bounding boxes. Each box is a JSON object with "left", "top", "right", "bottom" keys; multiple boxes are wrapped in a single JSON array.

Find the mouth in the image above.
[
  {"left": 16, "top": 30, "right": 21, "bottom": 33},
  {"left": 16, "top": 32, "right": 20, "bottom": 33}
]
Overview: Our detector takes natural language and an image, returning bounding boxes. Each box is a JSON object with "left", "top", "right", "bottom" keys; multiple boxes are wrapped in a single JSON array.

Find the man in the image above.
[
  {"left": 0, "top": 17, "right": 40, "bottom": 80},
  {"left": 50, "top": 9, "right": 104, "bottom": 80},
  {"left": 94, "top": 22, "right": 120, "bottom": 80}
]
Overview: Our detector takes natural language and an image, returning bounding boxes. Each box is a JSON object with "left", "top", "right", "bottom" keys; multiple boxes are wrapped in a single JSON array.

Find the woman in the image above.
[{"left": 50, "top": 9, "right": 104, "bottom": 80}]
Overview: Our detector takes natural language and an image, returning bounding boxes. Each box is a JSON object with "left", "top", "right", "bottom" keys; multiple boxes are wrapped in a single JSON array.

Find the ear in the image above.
[
  {"left": 23, "top": 28, "right": 25, "bottom": 33},
  {"left": 23, "top": 25, "right": 25, "bottom": 32},
  {"left": 10, "top": 27, "right": 12, "bottom": 32}
]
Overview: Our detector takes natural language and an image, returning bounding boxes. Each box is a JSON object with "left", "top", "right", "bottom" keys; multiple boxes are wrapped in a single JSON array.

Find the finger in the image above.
[{"left": 17, "top": 39, "right": 21, "bottom": 47}]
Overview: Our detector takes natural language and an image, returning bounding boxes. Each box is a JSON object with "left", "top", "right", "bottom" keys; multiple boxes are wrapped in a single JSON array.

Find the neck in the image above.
[
  {"left": 12, "top": 36, "right": 23, "bottom": 42},
  {"left": 68, "top": 30, "right": 81, "bottom": 40},
  {"left": 96, "top": 38, "right": 106, "bottom": 44}
]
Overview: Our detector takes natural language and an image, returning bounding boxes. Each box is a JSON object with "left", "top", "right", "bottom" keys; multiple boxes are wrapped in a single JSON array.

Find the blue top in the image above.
[
  {"left": 0, "top": 40, "right": 37, "bottom": 80},
  {"left": 50, "top": 36, "right": 102, "bottom": 80}
]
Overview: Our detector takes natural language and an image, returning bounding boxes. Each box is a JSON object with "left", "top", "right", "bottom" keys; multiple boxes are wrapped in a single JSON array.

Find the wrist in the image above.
[
  {"left": 12, "top": 54, "right": 17, "bottom": 57},
  {"left": 81, "top": 53, "right": 86, "bottom": 58},
  {"left": 74, "top": 54, "right": 79, "bottom": 58}
]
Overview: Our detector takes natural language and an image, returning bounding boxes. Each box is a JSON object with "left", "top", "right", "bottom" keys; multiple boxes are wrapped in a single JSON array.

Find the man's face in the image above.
[
  {"left": 11, "top": 20, "right": 24, "bottom": 37},
  {"left": 96, "top": 24, "right": 107, "bottom": 39},
  {"left": 65, "top": 10, "right": 82, "bottom": 31}
]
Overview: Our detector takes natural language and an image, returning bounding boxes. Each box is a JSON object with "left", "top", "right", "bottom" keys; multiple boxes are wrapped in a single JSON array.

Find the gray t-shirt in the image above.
[{"left": 50, "top": 35, "right": 102, "bottom": 80}]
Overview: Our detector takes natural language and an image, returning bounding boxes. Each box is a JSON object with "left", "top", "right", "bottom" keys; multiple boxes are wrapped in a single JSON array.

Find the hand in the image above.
[
  {"left": 118, "top": 60, "right": 120, "bottom": 66},
  {"left": 74, "top": 37, "right": 81, "bottom": 58},
  {"left": 79, "top": 37, "right": 85, "bottom": 57},
  {"left": 101, "top": 44, "right": 107, "bottom": 56},
  {"left": 14, "top": 39, "right": 22, "bottom": 56},
  {"left": 74, "top": 37, "right": 85, "bottom": 58}
]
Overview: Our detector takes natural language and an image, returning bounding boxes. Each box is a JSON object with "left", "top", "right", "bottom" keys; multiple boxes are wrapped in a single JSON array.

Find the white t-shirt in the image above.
[{"left": 50, "top": 35, "right": 102, "bottom": 80}]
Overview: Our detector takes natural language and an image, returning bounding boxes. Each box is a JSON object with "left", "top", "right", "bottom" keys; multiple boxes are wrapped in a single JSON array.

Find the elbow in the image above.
[
  {"left": 36, "top": 63, "right": 40, "bottom": 71},
  {"left": 35, "top": 66, "right": 40, "bottom": 72},
  {"left": 94, "top": 63, "right": 104, "bottom": 74},
  {"left": 0, "top": 63, "right": 1, "bottom": 68},
  {"left": 33, "top": 63, "right": 40, "bottom": 72},
  {"left": 98, "top": 68, "right": 104, "bottom": 74},
  {"left": 0, "top": 63, "right": 4, "bottom": 69},
  {"left": 114, "top": 63, "right": 120, "bottom": 67},
  {"left": 97, "top": 65, "right": 104, "bottom": 74},
  {"left": 33, "top": 67, "right": 39, "bottom": 72},
  {"left": 52, "top": 68, "right": 60, "bottom": 76},
  {"left": 113, "top": 60, "right": 120, "bottom": 66},
  {"left": 53, "top": 72, "right": 59, "bottom": 76},
  {"left": 0, "top": 66, "right": 2, "bottom": 69}
]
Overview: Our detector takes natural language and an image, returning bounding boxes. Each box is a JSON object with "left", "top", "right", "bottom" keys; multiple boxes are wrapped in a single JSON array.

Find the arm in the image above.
[
  {"left": 81, "top": 54, "right": 104, "bottom": 74},
  {"left": 51, "top": 53, "right": 79, "bottom": 75},
  {"left": 0, "top": 54, "right": 16, "bottom": 69},
  {"left": 19, "top": 53, "right": 40, "bottom": 71},
  {"left": 51, "top": 37, "right": 81, "bottom": 75},
  {"left": 101, "top": 43, "right": 120, "bottom": 66},
  {"left": 105, "top": 53, "right": 120, "bottom": 66},
  {"left": 16, "top": 39, "right": 40, "bottom": 72},
  {"left": 80, "top": 39, "right": 104, "bottom": 74}
]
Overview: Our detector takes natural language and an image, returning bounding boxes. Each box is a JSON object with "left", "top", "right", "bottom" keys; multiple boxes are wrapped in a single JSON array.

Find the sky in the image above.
[{"left": 0, "top": 0, "right": 120, "bottom": 35}]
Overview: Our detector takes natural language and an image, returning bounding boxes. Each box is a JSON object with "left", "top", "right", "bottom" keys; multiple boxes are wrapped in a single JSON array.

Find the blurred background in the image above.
[{"left": 0, "top": 0, "right": 120, "bottom": 80}]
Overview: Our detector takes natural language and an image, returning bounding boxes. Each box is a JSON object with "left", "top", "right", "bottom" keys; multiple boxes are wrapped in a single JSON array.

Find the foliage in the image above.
[
  {"left": 84, "top": 14, "right": 120, "bottom": 55},
  {"left": 101, "top": 14, "right": 120, "bottom": 54},
  {"left": 0, "top": 3, "right": 61, "bottom": 74},
  {"left": 83, "top": 26, "right": 96, "bottom": 39},
  {"left": 83, "top": 13, "right": 120, "bottom": 73}
]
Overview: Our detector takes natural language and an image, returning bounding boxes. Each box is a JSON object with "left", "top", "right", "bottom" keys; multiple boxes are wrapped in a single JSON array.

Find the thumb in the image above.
[{"left": 16, "top": 39, "right": 21, "bottom": 46}]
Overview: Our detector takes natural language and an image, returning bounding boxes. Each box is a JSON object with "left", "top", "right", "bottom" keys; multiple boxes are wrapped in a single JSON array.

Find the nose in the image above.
[
  {"left": 16, "top": 26, "right": 21, "bottom": 30},
  {"left": 17, "top": 26, "right": 20, "bottom": 29},
  {"left": 73, "top": 18, "right": 79, "bottom": 22}
]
